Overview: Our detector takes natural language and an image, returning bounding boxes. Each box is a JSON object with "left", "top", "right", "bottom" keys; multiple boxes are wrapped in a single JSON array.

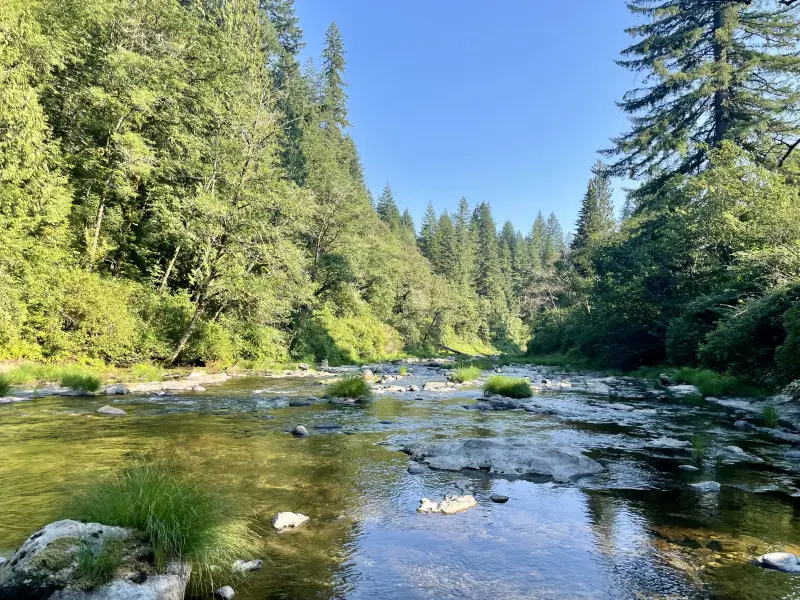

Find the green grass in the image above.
[
  {"left": 483, "top": 375, "right": 533, "bottom": 399},
  {"left": 2, "top": 363, "right": 63, "bottom": 384},
  {"left": 762, "top": 404, "right": 780, "bottom": 428},
  {"left": 448, "top": 366, "right": 482, "bottom": 383},
  {"left": 399, "top": 365, "right": 407, "bottom": 376},
  {"left": 61, "top": 370, "right": 102, "bottom": 392},
  {"left": 690, "top": 434, "right": 709, "bottom": 464},
  {"left": 65, "top": 457, "right": 256, "bottom": 594},
  {"left": 456, "top": 357, "right": 496, "bottom": 371},
  {"left": 324, "top": 375, "right": 372, "bottom": 399},
  {"left": 75, "top": 539, "right": 123, "bottom": 590},
  {"left": 131, "top": 362, "right": 163, "bottom": 382},
  {"left": 0, "top": 375, "right": 10, "bottom": 396}
]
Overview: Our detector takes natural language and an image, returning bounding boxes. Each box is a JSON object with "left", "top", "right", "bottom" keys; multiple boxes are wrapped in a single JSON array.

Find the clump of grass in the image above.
[
  {"left": 483, "top": 375, "right": 533, "bottom": 399},
  {"left": 131, "top": 362, "right": 163, "bottom": 382},
  {"left": 671, "top": 367, "right": 765, "bottom": 398},
  {"left": 325, "top": 375, "right": 372, "bottom": 399},
  {"left": 448, "top": 366, "right": 482, "bottom": 383},
  {"left": 3, "top": 363, "right": 62, "bottom": 384},
  {"left": 690, "top": 434, "right": 709, "bottom": 464},
  {"left": 75, "top": 539, "right": 123, "bottom": 590},
  {"left": 61, "top": 369, "right": 102, "bottom": 392},
  {"left": 455, "top": 357, "right": 496, "bottom": 371},
  {"left": 399, "top": 365, "right": 408, "bottom": 376},
  {"left": 65, "top": 458, "right": 256, "bottom": 594},
  {"left": 0, "top": 375, "right": 10, "bottom": 396},
  {"left": 762, "top": 404, "right": 779, "bottom": 428}
]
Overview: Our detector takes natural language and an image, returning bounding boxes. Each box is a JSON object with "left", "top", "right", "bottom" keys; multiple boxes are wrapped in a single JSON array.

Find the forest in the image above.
[{"left": 2, "top": 0, "right": 800, "bottom": 389}]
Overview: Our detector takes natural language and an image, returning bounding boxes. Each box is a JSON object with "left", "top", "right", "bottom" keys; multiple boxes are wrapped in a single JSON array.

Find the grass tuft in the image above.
[
  {"left": 399, "top": 365, "right": 407, "bottom": 376},
  {"left": 448, "top": 366, "right": 482, "bottom": 383},
  {"left": 75, "top": 539, "right": 123, "bottom": 590},
  {"left": 0, "top": 375, "right": 10, "bottom": 396},
  {"left": 131, "top": 363, "right": 163, "bottom": 382},
  {"left": 324, "top": 375, "right": 372, "bottom": 399},
  {"left": 61, "top": 369, "right": 102, "bottom": 392},
  {"left": 483, "top": 375, "right": 533, "bottom": 399},
  {"left": 762, "top": 404, "right": 779, "bottom": 428},
  {"left": 690, "top": 434, "right": 709, "bottom": 464},
  {"left": 64, "top": 457, "right": 256, "bottom": 594}
]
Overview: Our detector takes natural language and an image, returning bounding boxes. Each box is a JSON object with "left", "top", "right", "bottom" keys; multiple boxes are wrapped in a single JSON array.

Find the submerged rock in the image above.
[
  {"left": 214, "top": 585, "right": 236, "bottom": 599},
  {"left": 646, "top": 437, "right": 691, "bottom": 451},
  {"left": 407, "top": 464, "right": 425, "bottom": 475},
  {"left": 288, "top": 400, "right": 312, "bottom": 407},
  {"left": 691, "top": 481, "right": 721, "bottom": 493},
  {"left": 96, "top": 406, "right": 126, "bottom": 416},
  {"left": 314, "top": 423, "right": 342, "bottom": 430},
  {"left": 679, "top": 464, "right": 700, "bottom": 472},
  {"left": 755, "top": 552, "right": 800, "bottom": 573},
  {"left": 403, "top": 438, "right": 603, "bottom": 482},
  {"left": 291, "top": 426, "right": 309, "bottom": 437},
  {"left": 0, "top": 397, "right": 30, "bottom": 405},
  {"left": 233, "top": 559, "right": 262, "bottom": 572},
  {"left": 417, "top": 495, "right": 477, "bottom": 515},
  {"left": 734, "top": 420, "right": 756, "bottom": 430},
  {"left": 272, "top": 512, "right": 309, "bottom": 532},
  {"left": 490, "top": 494, "right": 509, "bottom": 503},
  {"left": 0, "top": 519, "right": 189, "bottom": 600}
]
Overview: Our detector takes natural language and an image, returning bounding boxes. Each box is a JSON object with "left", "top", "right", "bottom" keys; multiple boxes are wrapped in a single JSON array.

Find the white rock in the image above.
[
  {"left": 679, "top": 464, "right": 699, "bottom": 472},
  {"left": 103, "top": 384, "right": 130, "bottom": 395},
  {"left": 417, "top": 495, "right": 478, "bottom": 515},
  {"left": 272, "top": 512, "right": 309, "bottom": 532},
  {"left": 291, "top": 425, "right": 309, "bottom": 436},
  {"left": 691, "top": 481, "right": 721, "bottom": 492},
  {"left": 0, "top": 396, "right": 29, "bottom": 405},
  {"left": 646, "top": 437, "right": 691, "bottom": 450},
  {"left": 233, "top": 559, "right": 263, "bottom": 572},
  {"left": 96, "top": 406, "right": 126, "bottom": 416},
  {"left": 755, "top": 552, "right": 800, "bottom": 573},
  {"left": 214, "top": 585, "right": 236, "bottom": 600}
]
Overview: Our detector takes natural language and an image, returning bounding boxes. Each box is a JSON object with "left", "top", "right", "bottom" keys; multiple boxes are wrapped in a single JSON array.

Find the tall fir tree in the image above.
[
  {"left": 375, "top": 184, "right": 400, "bottom": 231},
  {"left": 471, "top": 202, "right": 502, "bottom": 300},
  {"left": 418, "top": 202, "right": 438, "bottom": 259},
  {"left": 572, "top": 160, "right": 615, "bottom": 250},
  {"left": 606, "top": 0, "right": 800, "bottom": 183},
  {"left": 321, "top": 21, "right": 348, "bottom": 128}
]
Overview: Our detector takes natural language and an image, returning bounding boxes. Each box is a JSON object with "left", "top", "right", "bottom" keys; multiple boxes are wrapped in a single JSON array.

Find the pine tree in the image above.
[
  {"left": 321, "top": 22, "right": 348, "bottom": 128},
  {"left": 418, "top": 202, "right": 438, "bottom": 259},
  {"left": 432, "top": 212, "right": 458, "bottom": 279},
  {"left": 398, "top": 208, "right": 416, "bottom": 244},
  {"left": 262, "top": 0, "right": 304, "bottom": 56},
  {"left": 471, "top": 202, "right": 502, "bottom": 300},
  {"left": 375, "top": 184, "right": 400, "bottom": 231},
  {"left": 527, "top": 211, "right": 546, "bottom": 273},
  {"left": 606, "top": 0, "right": 800, "bottom": 181},
  {"left": 454, "top": 197, "right": 475, "bottom": 289},
  {"left": 572, "top": 161, "right": 615, "bottom": 250}
]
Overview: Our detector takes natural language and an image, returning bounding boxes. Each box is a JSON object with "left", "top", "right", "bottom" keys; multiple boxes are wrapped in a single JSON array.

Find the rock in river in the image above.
[
  {"left": 291, "top": 426, "right": 309, "bottom": 436},
  {"left": 646, "top": 437, "right": 691, "bottom": 451},
  {"left": 214, "top": 585, "right": 236, "bottom": 599},
  {"left": 233, "top": 559, "right": 263, "bottom": 572},
  {"left": 755, "top": 552, "right": 800, "bottom": 573},
  {"left": 0, "top": 519, "right": 189, "bottom": 600},
  {"left": 96, "top": 405, "right": 126, "bottom": 416},
  {"left": 272, "top": 512, "right": 309, "bottom": 532},
  {"left": 418, "top": 495, "right": 477, "bottom": 515},
  {"left": 403, "top": 438, "right": 603, "bottom": 482},
  {"left": 407, "top": 464, "right": 425, "bottom": 475},
  {"left": 691, "top": 481, "right": 721, "bottom": 493},
  {"left": 490, "top": 494, "right": 509, "bottom": 503}
]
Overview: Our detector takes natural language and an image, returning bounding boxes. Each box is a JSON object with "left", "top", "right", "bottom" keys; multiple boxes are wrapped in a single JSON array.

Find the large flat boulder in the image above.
[{"left": 402, "top": 438, "right": 602, "bottom": 482}]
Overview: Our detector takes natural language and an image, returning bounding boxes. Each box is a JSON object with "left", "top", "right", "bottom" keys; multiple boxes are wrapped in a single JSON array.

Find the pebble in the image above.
[
  {"left": 273, "top": 512, "right": 310, "bottom": 532},
  {"left": 291, "top": 426, "right": 309, "bottom": 436},
  {"left": 490, "top": 494, "right": 509, "bottom": 503},
  {"left": 96, "top": 406, "right": 126, "bottom": 416}
]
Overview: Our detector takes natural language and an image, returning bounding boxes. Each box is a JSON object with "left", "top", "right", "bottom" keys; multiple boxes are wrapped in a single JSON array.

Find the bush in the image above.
[
  {"left": 130, "top": 362, "right": 163, "bottom": 382},
  {"left": 672, "top": 367, "right": 764, "bottom": 398},
  {"left": 60, "top": 369, "right": 102, "bottom": 392},
  {"left": 65, "top": 459, "right": 256, "bottom": 594},
  {"left": 448, "top": 366, "right": 481, "bottom": 383},
  {"left": 483, "top": 376, "right": 533, "bottom": 399},
  {"left": 325, "top": 375, "right": 372, "bottom": 399},
  {"left": 0, "top": 375, "right": 10, "bottom": 396}
]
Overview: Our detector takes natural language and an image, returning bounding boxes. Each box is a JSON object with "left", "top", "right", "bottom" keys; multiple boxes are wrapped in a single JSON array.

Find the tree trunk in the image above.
[
  {"left": 87, "top": 196, "right": 105, "bottom": 272},
  {"left": 159, "top": 245, "right": 181, "bottom": 294},
  {"left": 712, "top": 1, "right": 731, "bottom": 146},
  {"left": 168, "top": 299, "right": 204, "bottom": 365}
]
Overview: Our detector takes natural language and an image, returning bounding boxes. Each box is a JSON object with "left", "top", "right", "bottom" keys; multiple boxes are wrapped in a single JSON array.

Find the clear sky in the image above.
[{"left": 294, "top": 0, "right": 639, "bottom": 236}]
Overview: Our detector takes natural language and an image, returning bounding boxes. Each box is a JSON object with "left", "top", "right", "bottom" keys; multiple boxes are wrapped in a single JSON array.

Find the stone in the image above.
[
  {"left": 646, "top": 437, "right": 691, "bottom": 450},
  {"left": 417, "top": 495, "right": 478, "bottom": 515},
  {"left": 0, "top": 556, "right": 6, "bottom": 567},
  {"left": 407, "top": 464, "right": 425, "bottom": 475},
  {"left": 291, "top": 426, "right": 309, "bottom": 437},
  {"left": 734, "top": 420, "right": 756, "bottom": 430},
  {"left": 785, "top": 451, "right": 800, "bottom": 459},
  {"left": 214, "top": 586, "right": 236, "bottom": 600},
  {"left": 605, "top": 403, "right": 634, "bottom": 411},
  {"left": 0, "top": 397, "right": 30, "bottom": 405},
  {"left": 407, "top": 385, "right": 420, "bottom": 392},
  {"left": 755, "top": 552, "right": 800, "bottom": 573},
  {"left": 272, "top": 512, "right": 309, "bottom": 532},
  {"left": 0, "top": 520, "right": 189, "bottom": 600},
  {"left": 679, "top": 464, "right": 699, "bottom": 472},
  {"left": 314, "top": 423, "right": 342, "bottom": 430},
  {"left": 297, "top": 363, "right": 310, "bottom": 371},
  {"left": 669, "top": 384, "right": 702, "bottom": 397},
  {"left": 288, "top": 400, "right": 312, "bottom": 407},
  {"left": 716, "top": 445, "right": 762, "bottom": 464},
  {"left": 190, "top": 385, "right": 205, "bottom": 392},
  {"left": 659, "top": 373, "right": 674, "bottom": 386},
  {"left": 103, "top": 384, "right": 130, "bottom": 395},
  {"left": 490, "top": 494, "right": 509, "bottom": 503},
  {"left": 319, "top": 359, "right": 329, "bottom": 369},
  {"left": 96, "top": 406, "right": 126, "bottom": 416},
  {"left": 690, "top": 481, "right": 721, "bottom": 492},
  {"left": 361, "top": 369, "right": 375, "bottom": 380},
  {"left": 233, "top": 559, "right": 263, "bottom": 572},
  {"left": 403, "top": 438, "right": 603, "bottom": 482}
]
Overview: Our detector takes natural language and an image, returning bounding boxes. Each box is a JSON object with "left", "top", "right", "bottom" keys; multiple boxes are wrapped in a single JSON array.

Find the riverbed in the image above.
[{"left": 2, "top": 364, "right": 800, "bottom": 599}]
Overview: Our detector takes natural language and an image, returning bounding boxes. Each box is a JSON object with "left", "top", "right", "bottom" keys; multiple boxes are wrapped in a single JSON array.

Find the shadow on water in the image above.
[{"left": 2, "top": 375, "right": 800, "bottom": 598}]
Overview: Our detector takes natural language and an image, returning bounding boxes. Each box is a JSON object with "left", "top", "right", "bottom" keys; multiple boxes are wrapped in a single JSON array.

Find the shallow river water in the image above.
[{"left": 3, "top": 367, "right": 800, "bottom": 599}]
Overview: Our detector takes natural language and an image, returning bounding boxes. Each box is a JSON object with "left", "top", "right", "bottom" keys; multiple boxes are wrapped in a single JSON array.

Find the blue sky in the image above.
[{"left": 295, "top": 0, "right": 639, "bottom": 236}]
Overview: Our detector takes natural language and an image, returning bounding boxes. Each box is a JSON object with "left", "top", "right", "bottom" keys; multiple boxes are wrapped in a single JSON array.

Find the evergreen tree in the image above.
[
  {"left": 453, "top": 197, "right": 475, "bottom": 289},
  {"left": 398, "top": 208, "right": 416, "bottom": 244},
  {"left": 375, "top": 184, "right": 400, "bottom": 231},
  {"left": 572, "top": 161, "right": 615, "bottom": 250},
  {"left": 418, "top": 202, "right": 438, "bottom": 259},
  {"left": 471, "top": 202, "right": 502, "bottom": 300},
  {"left": 431, "top": 212, "right": 458, "bottom": 279},
  {"left": 606, "top": 0, "right": 800, "bottom": 183},
  {"left": 527, "top": 211, "right": 546, "bottom": 274},
  {"left": 321, "top": 22, "right": 348, "bottom": 128},
  {"left": 262, "top": 0, "right": 304, "bottom": 56}
]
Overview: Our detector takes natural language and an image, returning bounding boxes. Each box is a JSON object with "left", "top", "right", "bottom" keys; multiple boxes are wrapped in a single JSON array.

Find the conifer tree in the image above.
[
  {"left": 471, "top": 202, "right": 502, "bottom": 300},
  {"left": 375, "top": 184, "right": 400, "bottom": 231},
  {"left": 418, "top": 202, "right": 438, "bottom": 259},
  {"left": 432, "top": 212, "right": 458, "bottom": 279},
  {"left": 606, "top": 0, "right": 800, "bottom": 182},
  {"left": 572, "top": 161, "right": 615, "bottom": 251},
  {"left": 321, "top": 22, "right": 348, "bottom": 128},
  {"left": 398, "top": 209, "right": 416, "bottom": 244},
  {"left": 454, "top": 197, "right": 475, "bottom": 289}
]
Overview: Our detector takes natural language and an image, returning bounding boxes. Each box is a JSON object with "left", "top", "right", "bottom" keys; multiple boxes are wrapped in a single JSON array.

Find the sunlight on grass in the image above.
[
  {"left": 448, "top": 366, "right": 482, "bottom": 383},
  {"left": 324, "top": 375, "right": 372, "bottom": 399},
  {"left": 60, "top": 370, "right": 102, "bottom": 392},
  {"left": 483, "top": 375, "right": 533, "bottom": 399}
]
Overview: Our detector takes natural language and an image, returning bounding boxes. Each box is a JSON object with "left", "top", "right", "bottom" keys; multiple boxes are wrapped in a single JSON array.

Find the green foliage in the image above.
[
  {"left": 690, "top": 434, "right": 709, "bottom": 465},
  {"left": 65, "top": 458, "right": 256, "bottom": 594},
  {"left": 60, "top": 370, "right": 102, "bottom": 393},
  {"left": 762, "top": 404, "right": 779, "bottom": 428},
  {"left": 324, "top": 375, "right": 372, "bottom": 399},
  {"left": 0, "top": 375, "right": 10, "bottom": 396},
  {"left": 448, "top": 366, "right": 482, "bottom": 383},
  {"left": 483, "top": 375, "right": 533, "bottom": 399},
  {"left": 74, "top": 540, "right": 123, "bottom": 590},
  {"left": 130, "top": 363, "right": 163, "bottom": 382},
  {"left": 399, "top": 365, "right": 407, "bottom": 376}
]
